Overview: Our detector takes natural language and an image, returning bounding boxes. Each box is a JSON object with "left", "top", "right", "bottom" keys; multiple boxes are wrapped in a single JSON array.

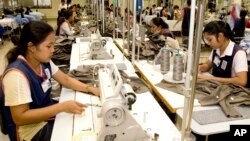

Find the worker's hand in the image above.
[
  {"left": 61, "top": 100, "right": 87, "bottom": 114},
  {"left": 88, "top": 87, "right": 100, "bottom": 97},
  {"left": 198, "top": 63, "right": 207, "bottom": 73}
]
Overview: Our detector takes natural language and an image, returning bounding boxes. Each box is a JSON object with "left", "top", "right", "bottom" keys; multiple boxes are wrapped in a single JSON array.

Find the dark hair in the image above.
[
  {"left": 187, "top": 0, "right": 191, "bottom": 6},
  {"left": 151, "top": 17, "right": 169, "bottom": 29},
  {"left": 6, "top": 21, "right": 54, "bottom": 64},
  {"left": 173, "top": 5, "right": 179, "bottom": 9},
  {"left": 203, "top": 20, "right": 235, "bottom": 42},
  {"left": 62, "top": 9, "right": 73, "bottom": 19},
  {"left": 67, "top": 0, "right": 71, "bottom": 5},
  {"left": 56, "top": 10, "right": 73, "bottom": 35},
  {"left": 125, "top": 8, "right": 133, "bottom": 15},
  {"left": 160, "top": 7, "right": 166, "bottom": 17}
]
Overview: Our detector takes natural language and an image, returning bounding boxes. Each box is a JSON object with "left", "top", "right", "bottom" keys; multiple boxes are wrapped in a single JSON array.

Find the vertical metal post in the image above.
[
  {"left": 102, "top": 0, "right": 105, "bottom": 34},
  {"left": 181, "top": 0, "right": 206, "bottom": 141},
  {"left": 122, "top": 0, "right": 126, "bottom": 61},
  {"left": 131, "top": 0, "right": 137, "bottom": 64},
  {"left": 126, "top": 0, "right": 131, "bottom": 57}
]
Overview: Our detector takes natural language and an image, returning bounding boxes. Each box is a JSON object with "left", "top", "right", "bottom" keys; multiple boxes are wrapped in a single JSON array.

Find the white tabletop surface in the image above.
[
  {"left": 70, "top": 38, "right": 135, "bottom": 74},
  {"left": 134, "top": 60, "right": 200, "bottom": 113},
  {"left": 52, "top": 36, "right": 181, "bottom": 141},
  {"left": 113, "top": 38, "right": 130, "bottom": 56},
  {"left": 51, "top": 89, "right": 181, "bottom": 141},
  {"left": 176, "top": 106, "right": 250, "bottom": 136}
]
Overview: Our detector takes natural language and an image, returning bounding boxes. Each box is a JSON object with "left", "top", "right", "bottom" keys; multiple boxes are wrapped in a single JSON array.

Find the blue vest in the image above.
[
  {"left": 1, "top": 59, "right": 55, "bottom": 141},
  {"left": 212, "top": 45, "right": 241, "bottom": 78}
]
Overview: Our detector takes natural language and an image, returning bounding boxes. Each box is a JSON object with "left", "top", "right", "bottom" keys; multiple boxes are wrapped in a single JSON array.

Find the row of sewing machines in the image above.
[{"left": 51, "top": 20, "right": 181, "bottom": 141}]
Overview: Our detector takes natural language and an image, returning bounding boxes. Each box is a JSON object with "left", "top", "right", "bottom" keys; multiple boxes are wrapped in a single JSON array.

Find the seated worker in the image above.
[
  {"left": 1, "top": 21, "right": 100, "bottom": 141},
  {"left": 56, "top": 9, "right": 80, "bottom": 37},
  {"left": 198, "top": 21, "right": 248, "bottom": 87},
  {"left": 150, "top": 17, "right": 175, "bottom": 39},
  {"left": 160, "top": 7, "right": 171, "bottom": 20}
]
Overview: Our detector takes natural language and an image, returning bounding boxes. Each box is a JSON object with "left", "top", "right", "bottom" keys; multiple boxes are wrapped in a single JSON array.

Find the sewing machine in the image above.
[
  {"left": 97, "top": 63, "right": 152, "bottom": 141},
  {"left": 88, "top": 32, "right": 113, "bottom": 60}
]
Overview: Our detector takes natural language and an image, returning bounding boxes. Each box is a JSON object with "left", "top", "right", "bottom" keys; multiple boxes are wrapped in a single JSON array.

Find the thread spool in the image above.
[
  {"left": 139, "top": 25, "right": 145, "bottom": 41},
  {"left": 160, "top": 47, "right": 170, "bottom": 74},
  {"left": 173, "top": 54, "right": 184, "bottom": 81}
]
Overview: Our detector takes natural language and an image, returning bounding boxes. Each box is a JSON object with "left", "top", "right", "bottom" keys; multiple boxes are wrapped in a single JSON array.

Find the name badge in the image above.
[
  {"left": 213, "top": 56, "right": 221, "bottom": 67},
  {"left": 221, "top": 60, "right": 228, "bottom": 70},
  {"left": 44, "top": 68, "right": 51, "bottom": 79},
  {"left": 41, "top": 79, "right": 51, "bottom": 93}
]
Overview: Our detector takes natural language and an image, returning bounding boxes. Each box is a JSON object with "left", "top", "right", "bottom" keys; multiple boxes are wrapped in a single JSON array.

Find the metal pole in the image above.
[
  {"left": 126, "top": 0, "right": 130, "bottom": 57},
  {"left": 112, "top": 0, "right": 116, "bottom": 39},
  {"left": 181, "top": 0, "right": 206, "bottom": 141},
  {"left": 102, "top": 0, "right": 105, "bottom": 34},
  {"left": 181, "top": 0, "right": 196, "bottom": 140},
  {"left": 187, "top": 0, "right": 206, "bottom": 131},
  {"left": 131, "top": 0, "right": 137, "bottom": 64},
  {"left": 122, "top": 0, "right": 126, "bottom": 61}
]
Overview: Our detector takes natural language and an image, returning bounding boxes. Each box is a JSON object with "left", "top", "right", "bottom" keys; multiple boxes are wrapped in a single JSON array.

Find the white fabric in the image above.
[
  {"left": 59, "top": 3, "right": 67, "bottom": 10},
  {"left": 208, "top": 41, "right": 248, "bottom": 77}
]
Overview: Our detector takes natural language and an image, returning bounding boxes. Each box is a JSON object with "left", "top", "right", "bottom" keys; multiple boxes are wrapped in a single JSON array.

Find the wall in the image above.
[{"left": 31, "top": 0, "right": 87, "bottom": 19}]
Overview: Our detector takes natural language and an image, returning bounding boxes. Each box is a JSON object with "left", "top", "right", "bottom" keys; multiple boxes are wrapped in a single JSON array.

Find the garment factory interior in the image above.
[{"left": 0, "top": 0, "right": 250, "bottom": 141}]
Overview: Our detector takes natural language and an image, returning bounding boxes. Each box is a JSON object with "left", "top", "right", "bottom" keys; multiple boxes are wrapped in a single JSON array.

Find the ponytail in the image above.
[
  {"left": 6, "top": 47, "right": 22, "bottom": 64},
  {"left": 56, "top": 17, "right": 65, "bottom": 36}
]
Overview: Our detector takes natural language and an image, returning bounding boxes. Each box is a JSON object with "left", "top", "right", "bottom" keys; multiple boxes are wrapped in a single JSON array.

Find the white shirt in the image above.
[
  {"left": 208, "top": 40, "right": 248, "bottom": 77},
  {"left": 58, "top": 3, "right": 67, "bottom": 11},
  {"left": 59, "top": 22, "right": 74, "bottom": 36}
]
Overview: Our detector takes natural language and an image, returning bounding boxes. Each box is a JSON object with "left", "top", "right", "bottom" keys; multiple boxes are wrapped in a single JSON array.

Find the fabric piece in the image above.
[
  {"left": 119, "top": 71, "right": 149, "bottom": 94},
  {"left": 195, "top": 80, "right": 250, "bottom": 117},
  {"left": 192, "top": 106, "right": 250, "bottom": 125},
  {"left": 68, "top": 65, "right": 149, "bottom": 94},
  {"left": 52, "top": 37, "right": 74, "bottom": 72},
  {"left": 155, "top": 79, "right": 184, "bottom": 94},
  {"left": 124, "top": 40, "right": 161, "bottom": 61}
]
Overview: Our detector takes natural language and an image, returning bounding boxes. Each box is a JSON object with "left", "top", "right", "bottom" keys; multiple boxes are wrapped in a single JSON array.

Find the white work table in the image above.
[
  {"left": 51, "top": 89, "right": 181, "bottom": 141},
  {"left": 113, "top": 38, "right": 130, "bottom": 57},
  {"left": 134, "top": 60, "right": 200, "bottom": 113},
  {"left": 70, "top": 38, "right": 135, "bottom": 74},
  {"left": 51, "top": 36, "right": 181, "bottom": 141},
  {"left": 176, "top": 106, "right": 250, "bottom": 136},
  {"left": 114, "top": 38, "right": 200, "bottom": 113}
]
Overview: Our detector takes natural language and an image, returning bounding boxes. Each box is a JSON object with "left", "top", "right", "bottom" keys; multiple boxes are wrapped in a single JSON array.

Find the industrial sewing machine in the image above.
[
  {"left": 97, "top": 63, "right": 152, "bottom": 141},
  {"left": 88, "top": 31, "right": 113, "bottom": 60}
]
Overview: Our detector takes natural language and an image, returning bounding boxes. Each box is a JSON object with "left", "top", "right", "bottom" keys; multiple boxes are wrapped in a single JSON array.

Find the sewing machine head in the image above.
[
  {"left": 88, "top": 31, "right": 113, "bottom": 60},
  {"left": 97, "top": 63, "right": 151, "bottom": 141}
]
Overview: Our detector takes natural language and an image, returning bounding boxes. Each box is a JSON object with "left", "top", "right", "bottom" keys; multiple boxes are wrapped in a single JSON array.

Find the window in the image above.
[{"left": 21, "top": 0, "right": 52, "bottom": 9}]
